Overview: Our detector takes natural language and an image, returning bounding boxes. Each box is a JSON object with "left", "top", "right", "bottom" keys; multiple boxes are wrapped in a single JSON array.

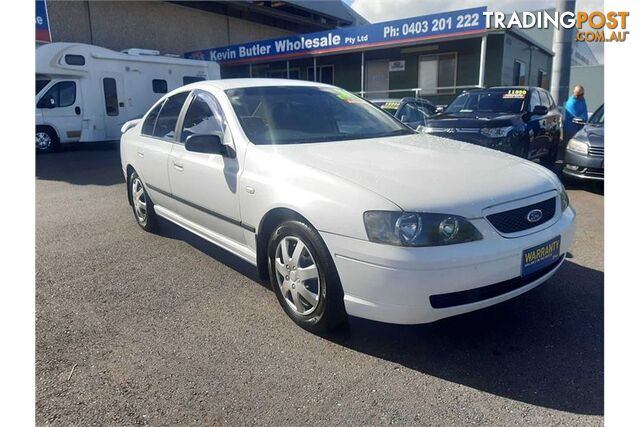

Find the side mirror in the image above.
[
  {"left": 185, "top": 134, "right": 225, "bottom": 155},
  {"left": 532, "top": 105, "right": 548, "bottom": 116},
  {"left": 435, "top": 106, "right": 445, "bottom": 114},
  {"left": 37, "top": 96, "right": 56, "bottom": 109},
  {"left": 572, "top": 117, "right": 586, "bottom": 125}
]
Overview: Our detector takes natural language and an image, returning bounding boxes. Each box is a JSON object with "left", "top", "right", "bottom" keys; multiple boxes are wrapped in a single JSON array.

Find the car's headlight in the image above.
[
  {"left": 480, "top": 126, "right": 513, "bottom": 138},
  {"left": 418, "top": 126, "right": 435, "bottom": 134},
  {"left": 559, "top": 185, "right": 570, "bottom": 211},
  {"left": 363, "top": 211, "right": 483, "bottom": 247},
  {"left": 566, "top": 138, "right": 588, "bottom": 155}
]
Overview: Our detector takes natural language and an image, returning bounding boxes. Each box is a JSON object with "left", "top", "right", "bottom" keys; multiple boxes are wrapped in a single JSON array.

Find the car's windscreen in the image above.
[
  {"left": 444, "top": 90, "right": 527, "bottom": 114},
  {"left": 225, "top": 86, "right": 413, "bottom": 145},
  {"left": 36, "top": 79, "right": 50, "bottom": 95},
  {"left": 589, "top": 105, "right": 604, "bottom": 124}
]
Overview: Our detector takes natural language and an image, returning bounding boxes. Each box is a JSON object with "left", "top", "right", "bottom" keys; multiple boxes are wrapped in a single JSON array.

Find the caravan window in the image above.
[
  {"left": 152, "top": 92, "right": 189, "bottom": 140},
  {"left": 183, "top": 76, "right": 205, "bottom": 85},
  {"left": 103, "top": 78, "right": 119, "bottom": 116},
  {"left": 36, "top": 81, "right": 76, "bottom": 108},
  {"left": 65, "top": 54, "right": 85, "bottom": 66},
  {"left": 142, "top": 101, "right": 164, "bottom": 136},
  {"left": 152, "top": 79, "right": 167, "bottom": 94}
]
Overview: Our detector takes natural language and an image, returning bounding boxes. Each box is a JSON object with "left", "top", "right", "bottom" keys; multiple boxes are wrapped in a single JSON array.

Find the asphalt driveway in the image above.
[{"left": 36, "top": 144, "right": 603, "bottom": 425}]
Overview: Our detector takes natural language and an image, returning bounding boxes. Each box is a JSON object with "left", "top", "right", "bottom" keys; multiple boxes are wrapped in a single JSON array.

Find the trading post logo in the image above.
[{"left": 485, "top": 10, "right": 630, "bottom": 42}]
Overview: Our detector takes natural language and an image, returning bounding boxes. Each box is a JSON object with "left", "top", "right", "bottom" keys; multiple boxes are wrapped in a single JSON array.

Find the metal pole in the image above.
[
  {"left": 478, "top": 35, "right": 487, "bottom": 88},
  {"left": 249, "top": 63, "right": 252, "bottom": 78},
  {"left": 313, "top": 57, "right": 317, "bottom": 82},
  {"left": 286, "top": 60, "right": 290, "bottom": 79},
  {"left": 550, "top": 0, "right": 576, "bottom": 106},
  {"left": 360, "top": 51, "right": 365, "bottom": 96}
]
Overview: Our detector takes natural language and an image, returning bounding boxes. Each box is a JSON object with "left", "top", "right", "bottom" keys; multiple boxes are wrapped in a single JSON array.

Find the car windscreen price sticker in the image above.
[{"left": 503, "top": 89, "right": 528, "bottom": 99}]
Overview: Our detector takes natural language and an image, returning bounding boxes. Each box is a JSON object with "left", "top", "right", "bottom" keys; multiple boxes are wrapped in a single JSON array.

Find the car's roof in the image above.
[{"left": 186, "top": 78, "right": 334, "bottom": 91}]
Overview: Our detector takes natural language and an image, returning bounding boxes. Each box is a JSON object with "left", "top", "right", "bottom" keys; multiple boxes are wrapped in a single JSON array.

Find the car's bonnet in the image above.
[{"left": 258, "top": 134, "right": 559, "bottom": 217}]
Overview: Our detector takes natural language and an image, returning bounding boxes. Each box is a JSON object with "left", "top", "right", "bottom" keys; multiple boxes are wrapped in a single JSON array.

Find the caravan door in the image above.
[
  {"left": 100, "top": 73, "right": 125, "bottom": 140},
  {"left": 37, "top": 80, "right": 83, "bottom": 143}
]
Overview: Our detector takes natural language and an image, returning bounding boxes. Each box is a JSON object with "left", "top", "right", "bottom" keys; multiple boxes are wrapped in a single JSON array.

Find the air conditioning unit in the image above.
[{"left": 121, "top": 48, "right": 160, "bottom": 56}]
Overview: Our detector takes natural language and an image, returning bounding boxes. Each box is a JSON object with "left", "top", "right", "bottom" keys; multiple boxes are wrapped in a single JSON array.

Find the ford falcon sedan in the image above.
[{"left": 120, "top": 79, "right": 576, "bottom": 333}]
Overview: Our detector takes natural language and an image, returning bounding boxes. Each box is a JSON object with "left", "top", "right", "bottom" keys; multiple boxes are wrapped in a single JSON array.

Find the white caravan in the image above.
[{"left": 36, "top": 43, "right": 220, "bottom": 152}]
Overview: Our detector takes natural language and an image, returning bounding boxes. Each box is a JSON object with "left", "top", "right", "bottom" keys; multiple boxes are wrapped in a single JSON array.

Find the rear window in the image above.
[{"left": 142, "top": 102, "right": 163, "bottom": 136}]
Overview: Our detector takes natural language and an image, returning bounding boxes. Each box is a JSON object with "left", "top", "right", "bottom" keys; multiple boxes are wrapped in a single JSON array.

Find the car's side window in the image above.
[
  {"left": 180, "top": 92, "right": 226, "bottom": 143},
  {"left": 152, "top": 92, "right": 190, "bottom": 140},
  {"left": 141, "top": 101, "right": 164, "bottom": 136},
  {"left": 539, "top": 90, "right": 552, "bottom": 108},
  {"left": 528, "top": 90, "right": 541, "bottom": 112}
]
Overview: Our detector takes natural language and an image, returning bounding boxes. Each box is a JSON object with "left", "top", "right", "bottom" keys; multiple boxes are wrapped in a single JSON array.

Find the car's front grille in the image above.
[
  {"left": 486, "top": 197, "right": 556, "bottom": 234},
  {"left": 429, "top": 255, "right": 565, "bottom": 309},
  {"left": 588, "top": 146, "right": 604, "bottom": 157}
]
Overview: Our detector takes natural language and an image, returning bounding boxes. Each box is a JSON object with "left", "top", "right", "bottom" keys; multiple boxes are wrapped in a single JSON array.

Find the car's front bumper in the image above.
[
  {"left": 563, "top": 149, "right": 604, "bottom": 180},
  {"left": 320, "top": 206, "right": 576, "bottom": 325}
]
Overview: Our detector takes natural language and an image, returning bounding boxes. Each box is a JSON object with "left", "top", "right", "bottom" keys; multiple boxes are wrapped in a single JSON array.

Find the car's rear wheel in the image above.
[
  {"left": 130, "top": 171, "right": 158, "bottom": 232},
  {"left": 35, "top": 127, "right": 58, "bottom": 153},
  {"left": 268, "top": 220, "right": 347, "bottom": 333}
]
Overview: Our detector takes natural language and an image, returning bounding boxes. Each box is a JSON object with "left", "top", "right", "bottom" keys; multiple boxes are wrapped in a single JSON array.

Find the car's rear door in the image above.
[
  {"left": 136, "top": 91, "right": 190, "bottom": 211},
  {"left": 168, "top": 90, "right": 245, "bottom": 245}
]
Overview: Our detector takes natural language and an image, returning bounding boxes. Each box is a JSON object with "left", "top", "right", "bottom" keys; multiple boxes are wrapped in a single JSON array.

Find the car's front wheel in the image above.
[
  {"left": 35, "top": 127, "right": 58, "bottom": 153},
  {"left": 129, "top": 171, "right": 158, "bottom": 232},
  {"left": 268, "top": 220, "right": 347, "bottom": 333}
]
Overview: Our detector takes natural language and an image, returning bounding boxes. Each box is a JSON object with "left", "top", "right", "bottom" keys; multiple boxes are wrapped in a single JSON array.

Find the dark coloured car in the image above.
[
  {"left": 421, "top": 87, "right": 562, "bottom": 164},
  {"left": 371, "top": 97, "right": 437, "bottom": 129},
  {"left": 563, "top": 104, "right": 604, "bottom": 181}
]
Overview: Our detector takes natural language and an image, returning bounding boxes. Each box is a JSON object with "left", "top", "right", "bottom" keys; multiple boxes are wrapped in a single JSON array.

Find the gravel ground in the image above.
[{"left": 36, "top": 144, "right": 603, "bottom": 426}]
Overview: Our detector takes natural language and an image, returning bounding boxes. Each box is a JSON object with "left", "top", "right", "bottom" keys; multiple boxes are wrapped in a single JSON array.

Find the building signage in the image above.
[
  {"left": 389, "top": 60, "right": 406, "bottom": 72},
  {"left": 36, "top": 0, "right": 51, "bottom": 43},
  {"left": 186, "top": 7, "right": 487, "bottom": 65}
]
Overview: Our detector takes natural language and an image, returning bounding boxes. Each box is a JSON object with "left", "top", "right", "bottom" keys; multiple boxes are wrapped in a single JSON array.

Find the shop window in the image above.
[
  {"left": 514, "top": 60, "right": 527, "bottom": 85},
  {"left": 307, "top": 66, "right": 334, "bottom": 84},
  {"left": 152, "top": 79, "right": 168, "bottom": 94},
  {"left": 537, "top": 69, "right": 549, "bottom": 89},
  {"left": 418, "top": 53, "right": 457, "bottom": 95}
]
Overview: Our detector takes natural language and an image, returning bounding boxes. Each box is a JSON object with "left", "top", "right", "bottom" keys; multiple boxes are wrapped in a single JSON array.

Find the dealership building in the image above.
[{"left": 38, "top": 1, "right": 599, "bottom": 106}]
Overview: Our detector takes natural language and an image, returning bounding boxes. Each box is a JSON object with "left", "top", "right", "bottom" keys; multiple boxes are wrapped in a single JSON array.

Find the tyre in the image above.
[
  {"left": 129, "top": 171, "right": 158, "bottom": 232},
  {"left": 267, "top": 220, "right": 347, "bottom": 333},
  {"left": 35, "top": 127, "right": 59, "bottom": 153}
]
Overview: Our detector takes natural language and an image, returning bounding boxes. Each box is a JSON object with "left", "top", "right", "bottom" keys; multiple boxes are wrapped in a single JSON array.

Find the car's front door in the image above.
[
  {"left": 526, "top": 89, "right": 547, "bottom": 159},
  {"left": 38, "top": 80, "right": 83, "bottom": 143},
  {"left": 168, "top": 91, "right": 245, "bottom": 245}
]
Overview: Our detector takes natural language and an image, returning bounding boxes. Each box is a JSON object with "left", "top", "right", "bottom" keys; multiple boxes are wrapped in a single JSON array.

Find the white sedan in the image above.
[{"left": 120, "top": 79, "right": 576, "bottom": 332}]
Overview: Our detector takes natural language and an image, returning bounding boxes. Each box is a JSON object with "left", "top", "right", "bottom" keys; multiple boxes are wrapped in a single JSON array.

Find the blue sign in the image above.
[
  {"left": 186, "top": 7, "right": 487, "bottom": 65},
  {"left": 36, "top": 0, "right": 51, "bottom": 43}
]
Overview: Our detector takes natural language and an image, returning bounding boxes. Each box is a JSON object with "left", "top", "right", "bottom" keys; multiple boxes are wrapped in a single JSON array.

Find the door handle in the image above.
[
  {"left": 75, "top": 106, "right": 81, "bottom": 115},
  {"left": 172, "top": 161, "right": 184, "bottom": 171},
  {"left": 137, "top": 151, "right": 144, "bottom": 158}
]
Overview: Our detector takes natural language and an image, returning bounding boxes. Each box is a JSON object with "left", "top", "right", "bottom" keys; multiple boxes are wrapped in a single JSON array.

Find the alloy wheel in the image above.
[
  {"left": 132, "top": 177, "right": 148, "bottom": 223},
  {"left": 36, "top": 132, "right": 52, "bottom": 151},
  {"left": 274, "top": 236, "right": 322, "bottom": 316}
]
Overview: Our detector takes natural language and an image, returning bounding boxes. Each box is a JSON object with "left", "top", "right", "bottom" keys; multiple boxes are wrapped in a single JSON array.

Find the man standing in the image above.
[{"left": 564, "top": 85, "right": 589, "bottom": 140}]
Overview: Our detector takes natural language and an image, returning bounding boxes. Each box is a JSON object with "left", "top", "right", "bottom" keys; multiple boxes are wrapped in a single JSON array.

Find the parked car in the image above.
[
  {"left": 371, "top": 97, "right": 437, "bottom": 129},
  {"left": 563, "top": 104, "right": 604, "bottom": 181},
  {"left": 121, "top": 79, "right": 575, "bottom": 332},
  {"left": 36, "top": 42, "right": 220, "bottom": 152},
  {"left": 421, "top": 87, "right": 563, "bottom": 164}
]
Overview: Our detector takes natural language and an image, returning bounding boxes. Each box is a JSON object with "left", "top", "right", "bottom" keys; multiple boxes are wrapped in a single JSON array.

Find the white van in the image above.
[{"left": 36, "top": 43, "right": 220, "bottom": 152}]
